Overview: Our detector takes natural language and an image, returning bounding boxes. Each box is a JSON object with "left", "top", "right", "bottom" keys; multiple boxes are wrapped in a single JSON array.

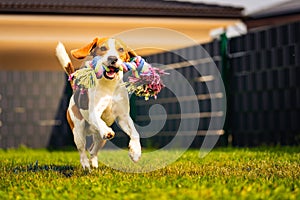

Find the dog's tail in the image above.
[{"left": 56, "top": 42, "right": 75, "bottom": 76}]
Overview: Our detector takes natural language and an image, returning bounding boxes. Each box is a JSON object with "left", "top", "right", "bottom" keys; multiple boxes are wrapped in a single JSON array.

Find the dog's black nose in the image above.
[{"left": 108, "top": 56, "right": 118, "bottom": 65}]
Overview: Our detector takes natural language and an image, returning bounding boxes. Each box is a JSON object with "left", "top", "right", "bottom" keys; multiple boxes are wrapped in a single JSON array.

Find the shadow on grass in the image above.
[{"left": 13, "top": 160, "right": 75, "bottom": 178}]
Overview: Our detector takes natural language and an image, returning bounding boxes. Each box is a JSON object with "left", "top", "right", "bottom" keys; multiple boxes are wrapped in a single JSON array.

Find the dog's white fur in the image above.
[{"left": 56, "top": 39, "right": 141, "bottom": 170}]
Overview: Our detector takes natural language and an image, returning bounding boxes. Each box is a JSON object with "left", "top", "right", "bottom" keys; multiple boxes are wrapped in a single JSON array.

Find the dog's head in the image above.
[{"left": 71, "top": 37, "right": 137, "bottom": 79}]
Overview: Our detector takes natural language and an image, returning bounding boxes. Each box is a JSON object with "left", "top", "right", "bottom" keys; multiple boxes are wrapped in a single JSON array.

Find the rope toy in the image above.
[{"left": 69, "top": 56, "right": 168, "bottom": 100}]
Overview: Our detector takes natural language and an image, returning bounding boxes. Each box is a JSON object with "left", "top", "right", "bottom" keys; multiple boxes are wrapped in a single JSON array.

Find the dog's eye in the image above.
[
  {"left": 100, "top": 46, "right": 107, "bottom": 51},
  {"left": 118, "top": 47, "right": 124, "bottom": 53}
]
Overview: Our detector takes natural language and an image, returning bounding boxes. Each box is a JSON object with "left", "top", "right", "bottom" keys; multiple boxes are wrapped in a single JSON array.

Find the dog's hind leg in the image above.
[
  {"left": 67, "top": 101, "right": 90, "bottom": 170},
  {"left": 73, "top": 121, "right": 91, "bottom": 170},
  {"left": 89, "top": 133, "right": 106, "bottom": 168}
]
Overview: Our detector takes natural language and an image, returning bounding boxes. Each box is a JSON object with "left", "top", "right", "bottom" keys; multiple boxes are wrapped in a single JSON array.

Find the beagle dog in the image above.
[{"left": 56, "top": 37, "right": 141, "bottom": 170}]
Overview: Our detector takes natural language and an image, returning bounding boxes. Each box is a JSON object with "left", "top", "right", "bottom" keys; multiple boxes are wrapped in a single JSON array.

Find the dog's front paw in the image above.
[
  {"left": 128, "top": 139, "right": 141, "bottom": 162},
  {"left": 90, "top": 156, "right": 98, "bottom": 168}
]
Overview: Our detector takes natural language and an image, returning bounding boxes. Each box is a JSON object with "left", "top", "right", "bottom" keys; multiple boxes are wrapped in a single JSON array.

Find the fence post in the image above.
[{"left": 220, "top": 32, "right": 230, "bottom": 146}]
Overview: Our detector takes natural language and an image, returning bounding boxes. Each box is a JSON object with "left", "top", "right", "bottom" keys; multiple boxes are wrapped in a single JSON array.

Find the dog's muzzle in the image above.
[
  {"left": 104, "top": 56, "right": 120, "bottom": 79},
  {"left": 104, "top": 66, "right": 119, "bottom": 79}
]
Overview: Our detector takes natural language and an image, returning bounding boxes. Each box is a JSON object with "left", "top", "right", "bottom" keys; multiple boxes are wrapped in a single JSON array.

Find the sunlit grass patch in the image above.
[{"left": 0, "top": 146, "right": 299, "bottom": 200}]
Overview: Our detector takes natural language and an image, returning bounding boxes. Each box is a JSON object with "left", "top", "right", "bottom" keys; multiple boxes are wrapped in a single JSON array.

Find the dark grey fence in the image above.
[
  {"left": 0, "top": 72, "right": 73, "bottom": 148},
  {"left": 228, "top": 21, "right": 300, "bottom": 146},
  {"left": 122, "top": 20, "right": 300, "bottom": 147},
  {"left": 0, "top": 21, "right": 299, "bottom": 149}
]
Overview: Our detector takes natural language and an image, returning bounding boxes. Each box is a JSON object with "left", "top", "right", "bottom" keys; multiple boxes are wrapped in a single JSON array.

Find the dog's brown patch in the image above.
[
  {"left": 71, "top": 105, "right": 83, "bottom": 120},
  {"left": 65, "top": 62, "right": 75, "bottom": 75},
  {"left": 66, "top": 110, "right": 74, "bottom": 131},
  {"left": 65, "top": 62, "right": 75, "bottom": 87}
]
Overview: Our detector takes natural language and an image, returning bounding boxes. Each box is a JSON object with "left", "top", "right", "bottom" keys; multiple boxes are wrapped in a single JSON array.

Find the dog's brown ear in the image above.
[
  {"left": 123, "top": 48, "right": 138, "bottom": 62},
  {"left": 71, "top": 37, "right": 99, "bottom": 59},
  {"left": 128, "top": 49, "right": 138, "bottom": 58}
]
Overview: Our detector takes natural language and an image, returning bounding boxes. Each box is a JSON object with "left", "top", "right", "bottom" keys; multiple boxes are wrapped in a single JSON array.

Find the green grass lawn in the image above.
[{"left": 0, "top": 146, "right": 299, "bottom": 200}]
